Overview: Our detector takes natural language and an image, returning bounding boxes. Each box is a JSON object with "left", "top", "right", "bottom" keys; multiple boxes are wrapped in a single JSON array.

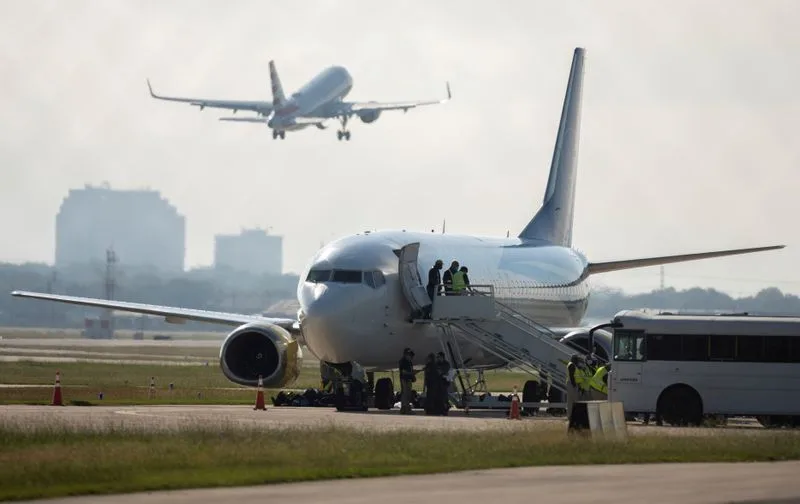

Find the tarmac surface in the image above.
[
  {"left": 14, "top": 460, "right": 800, "bottom": 504},
  {"left": 0, "top": 404, "right": 772, "bottom": 435}
]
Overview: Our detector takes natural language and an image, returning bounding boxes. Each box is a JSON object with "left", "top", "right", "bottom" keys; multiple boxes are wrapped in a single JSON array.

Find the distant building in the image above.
[
  {"left": 55, "top": 182, "right": 185, "bottom": 272},
  {"left": 214, "top": 228, "right": 282, "bottom": 275}
]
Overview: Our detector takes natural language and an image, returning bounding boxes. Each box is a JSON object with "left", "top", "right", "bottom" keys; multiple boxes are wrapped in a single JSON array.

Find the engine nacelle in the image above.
[
  {"left": 357, "top": 109, "right": 381, "bottom": 123},
  {"left": 219, "top": 322, "right": 302, "bottom": 388}
]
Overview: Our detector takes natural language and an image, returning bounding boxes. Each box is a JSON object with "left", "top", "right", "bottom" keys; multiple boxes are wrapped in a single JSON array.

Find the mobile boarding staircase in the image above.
[{"left": 411, "top": 285, "right": 575, "bottom": 414}]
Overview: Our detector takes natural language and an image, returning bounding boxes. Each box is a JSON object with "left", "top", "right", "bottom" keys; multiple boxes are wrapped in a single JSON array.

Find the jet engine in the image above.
[
  {"left": 357, "top": 109, "right": 381, "bottom": 123},
  {"left": 218, "top": 322, "right": 302, "bottom": 388}
]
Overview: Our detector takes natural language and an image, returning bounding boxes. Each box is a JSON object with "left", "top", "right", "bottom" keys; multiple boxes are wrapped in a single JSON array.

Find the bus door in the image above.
[{"left": 610, "top": 329, "right": 646, "bottom": 399}]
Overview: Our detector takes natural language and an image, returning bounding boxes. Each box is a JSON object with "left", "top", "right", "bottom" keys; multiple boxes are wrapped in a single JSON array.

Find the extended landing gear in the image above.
[
  {"left": 272, "top": 130, "right": 286, "bottom": 140},
  {"left": 336, "top": 116, "right": 351, "bottom": 141}
]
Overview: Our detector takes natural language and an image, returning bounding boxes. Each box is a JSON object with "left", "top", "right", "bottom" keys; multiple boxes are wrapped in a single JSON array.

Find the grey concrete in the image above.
[{"left": 14, "top": 461, "right": 800, "bottom": 504}]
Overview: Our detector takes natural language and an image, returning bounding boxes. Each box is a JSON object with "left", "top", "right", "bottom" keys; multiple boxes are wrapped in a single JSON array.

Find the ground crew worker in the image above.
[
  {"left": 435, "top": 352, "right": 451, "bottom": 415},
  {"left": 423, "top": 260, "right": 444, "bottom": 318},
  {"left": 565, "top": 354, "right": 583, "bottom": 419},
  {"left": 423, "top": 353, "right": 438, "bottom": 415},
  {"left": 398, "top": 348, "right": 416, "bottom": 414},
  {"left": 451, "top": 266, "right": 468, "bottom": 295},
  {"left": 588, "top": 361, "right": 609, "bottom": 400},
  {"left": 442, "top": 261, "right": 459, "bottom": 295}
]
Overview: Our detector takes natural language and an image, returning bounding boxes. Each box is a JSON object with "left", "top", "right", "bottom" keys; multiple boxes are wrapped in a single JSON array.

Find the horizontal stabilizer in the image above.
[{"left": 586, "top": 245, "right": 785, "bottom": 275}]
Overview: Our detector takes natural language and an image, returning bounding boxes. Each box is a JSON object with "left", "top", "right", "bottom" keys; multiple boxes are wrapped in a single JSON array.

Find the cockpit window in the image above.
[
  {"left": 331, "top": 270, "right": 363, "bottom": 283},
  {"left": 306, "top": 269, "right": 331, "bottom": 283},
  {"left": 372, "top": 270, "right": 386, "bottom": 288}
]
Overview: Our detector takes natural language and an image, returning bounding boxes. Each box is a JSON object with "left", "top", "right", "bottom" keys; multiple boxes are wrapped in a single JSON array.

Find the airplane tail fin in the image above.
[
  {"left": 269, "top": 60, "right": 287, "bottom": 107},
  {"left": 518, "top": 47, "right": 586, "bottom": 247}
]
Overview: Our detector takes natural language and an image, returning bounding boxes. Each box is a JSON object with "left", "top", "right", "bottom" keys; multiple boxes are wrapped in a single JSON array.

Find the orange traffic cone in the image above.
[
  {"left": 254, "top": 374, "right": 266, "bottom": 411},
  {"left": 51, "top": 370, "right": 63, "bottom": 406},
  {"left": 508, "top": 386, "right": 521, "bottom": 420}
]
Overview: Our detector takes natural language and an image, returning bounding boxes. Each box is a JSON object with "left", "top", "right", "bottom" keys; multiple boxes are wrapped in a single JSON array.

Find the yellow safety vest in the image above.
[
  {"left": 589, "top": 366, "right": 608, "bottom": 394},
  {"left": 566, "top": 362, "right": 586, "bottom": 389},
  {"left": 452, "top": 271, "right": 466, "bottom": 292}
]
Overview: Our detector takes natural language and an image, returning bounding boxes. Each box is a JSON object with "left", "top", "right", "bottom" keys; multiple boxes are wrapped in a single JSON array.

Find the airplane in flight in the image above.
[
  {"left": 15, "top": 47, "right": 784, "bottom": 407},
  {"left": 146, "top": 60, "right": 451, "bottom": 141}
]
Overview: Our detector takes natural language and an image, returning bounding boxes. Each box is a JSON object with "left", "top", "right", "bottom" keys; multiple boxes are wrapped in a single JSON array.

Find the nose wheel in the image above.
[
  {"left": 272, "top": 130, "right": 286, "bottom": 140},
  {"left": 336, "top": 116, "right": 351, "bottom": 141}
]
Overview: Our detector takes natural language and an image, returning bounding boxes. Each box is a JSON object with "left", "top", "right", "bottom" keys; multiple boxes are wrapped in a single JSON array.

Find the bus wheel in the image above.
[{"left": 657, "top": 385, "right": 703, "bottom": 427}]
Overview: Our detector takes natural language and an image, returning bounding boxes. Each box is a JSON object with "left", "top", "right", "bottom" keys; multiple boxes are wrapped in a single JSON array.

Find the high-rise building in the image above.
[
  {"left": 55, "top": 182, "right": 185, "bottom": 272},
  {"left": 214, "top": 228, "right": 282, "bottom": 275}
]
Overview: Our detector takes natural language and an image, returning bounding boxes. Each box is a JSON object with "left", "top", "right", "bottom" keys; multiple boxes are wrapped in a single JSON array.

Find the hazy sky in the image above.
[{"left": 2, "top": 0, "right": 799, "bottom": 296}]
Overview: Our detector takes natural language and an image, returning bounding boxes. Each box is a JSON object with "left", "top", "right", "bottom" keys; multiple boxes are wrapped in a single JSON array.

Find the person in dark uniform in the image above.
[
  {"left": 435, "top": 352, "right": 452, "bottom": 415},
  {"left": 398, "top": 348, "right": 416, "bottom": 414},
  {"left": 423, "top": 260, "right": 444, "bottom": 318},
  {"left": 442, "top": 261, "right": 460, "bottom": 295},
  {"left": 423, "top": 353, "right": 438, "bottom": 415}
]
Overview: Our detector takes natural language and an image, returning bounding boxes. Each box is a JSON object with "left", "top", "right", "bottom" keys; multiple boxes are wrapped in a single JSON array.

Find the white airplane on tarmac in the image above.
[
  {"left": 14, "top": 47, "right": 784, "bottom": 408},
  {"left": 146, "top": 60, "right": 451, "bottom": 141}
]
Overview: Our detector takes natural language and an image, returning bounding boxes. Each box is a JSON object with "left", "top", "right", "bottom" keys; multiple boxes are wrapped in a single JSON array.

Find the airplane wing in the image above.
[
  {"left": 10, "top": 291, "right": 300, "bottom": 334},
  {"left": 586, "top": 245, "right": 785, "bottom": 275},
  {"left": 218, "top": 117, "right": 269, "bottom": 123},
  {"left": 147, "top": 80, "right": 274, "bottom": 115},
  {"left": 343, "top": 82, "right": 452, "bottom": 113}
]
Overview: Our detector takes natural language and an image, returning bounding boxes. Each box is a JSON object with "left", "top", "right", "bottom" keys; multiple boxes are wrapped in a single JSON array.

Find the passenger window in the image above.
[
  {"left": 709, "top": 335, "right": 735, "bottom": 361},
  {"left": 682, "top": 334, "right": 709, "bottom": 361},
  {"left": 331, "top": 270, "right": 362, "bottom": 283},
  {"left": 647, "top": 333, "right": 681, "bottom": 361},
  {"left": 736, "top": 335, "right": 764, "bottom": 362},
  {"left": 306, "top": 269, "right": 331, "bottom": 283},
  {"left": 765, "top": 336, "right": 791, "bottom": 363},
  {"left": 613, "top": 330, "right": 646, "bottom": 361}
]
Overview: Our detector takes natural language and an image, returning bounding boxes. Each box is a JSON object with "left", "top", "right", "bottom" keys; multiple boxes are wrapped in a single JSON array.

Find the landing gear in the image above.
[
  {"left": 336, "top": 116, "right": 351, "bottom": 141},
  {"left": 272, "top": 130, "right": 286, "bottom": 140},
  {"left": 323, "top": 361, "right": 369, "bottom": 412}
]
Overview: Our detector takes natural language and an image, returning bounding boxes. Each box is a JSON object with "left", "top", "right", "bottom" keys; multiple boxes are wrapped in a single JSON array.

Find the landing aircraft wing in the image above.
[
  {"left": 343, "top": 82, "right": 452, "bottom": 114},
  {"left": 586, "top": 245, "right": 785, "bottom": 275},
  {"left": 147, "top": 80, "right": 274, "bottom": 115},
  {"left": 9, "top": 291, "right": 299, "bottom": 334}
]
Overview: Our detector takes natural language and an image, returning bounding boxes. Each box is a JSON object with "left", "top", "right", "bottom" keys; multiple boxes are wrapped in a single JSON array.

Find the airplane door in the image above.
[{"left": 398, "top": 242, "right": 431, "bottom": 315}]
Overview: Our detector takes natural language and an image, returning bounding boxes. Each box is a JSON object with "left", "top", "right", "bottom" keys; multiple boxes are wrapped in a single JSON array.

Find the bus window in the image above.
[
  {"left": 735, "top": 335, "right": 764, "bottom": 362},
  {"left": 709, "top": 334, "right": 735, "bottom": 361},
  {"left": 765, "top": 336, "right": 791, "bottom": 363},
  {"left": 682, "top": 334, "right": 709, "bottom": 361},
  {"left": 614, "top": 329, "right": 646, "bottom": 361},
  {"left": 647, "top": 334, "right": 682, "bottom": 361}
]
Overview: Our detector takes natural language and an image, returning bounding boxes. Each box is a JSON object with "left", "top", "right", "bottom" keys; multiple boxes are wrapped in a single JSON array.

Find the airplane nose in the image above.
[{"left": 299, "top": 286, "right": 357, "bottom": 363}]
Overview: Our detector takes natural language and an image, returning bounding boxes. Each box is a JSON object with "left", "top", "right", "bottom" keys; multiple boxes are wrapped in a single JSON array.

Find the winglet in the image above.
[
  {"left": 445, "top": 81, "right": 452, "bottom": 101},
  {"left": 146, "top": 79, "right": 156, "bottom": 97}
]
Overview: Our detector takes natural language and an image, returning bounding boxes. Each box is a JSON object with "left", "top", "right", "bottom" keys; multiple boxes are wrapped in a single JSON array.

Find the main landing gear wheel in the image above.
[
  {"left": 336, "top": 116, "right": 350, "bottom": 141},
  {"left": 272, "top": 130, "right": 286, "bottom": 140}
]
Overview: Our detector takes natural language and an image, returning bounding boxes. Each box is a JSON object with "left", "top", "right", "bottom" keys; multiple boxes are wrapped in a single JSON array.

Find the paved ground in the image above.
[
  {"left": 0, "top": 404, "right": 773, "bottom": 435},
  {"left": 14, "top": 460, "right": 800, "bottom": 504}
]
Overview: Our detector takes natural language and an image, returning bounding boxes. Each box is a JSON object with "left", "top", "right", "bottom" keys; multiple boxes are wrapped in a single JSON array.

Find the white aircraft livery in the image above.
[
  {"left": 147, "top": 60, "right": 451, "bottom": 141},
  {"left": 15, "top": 48, "right": 784, "bottom": 401}
]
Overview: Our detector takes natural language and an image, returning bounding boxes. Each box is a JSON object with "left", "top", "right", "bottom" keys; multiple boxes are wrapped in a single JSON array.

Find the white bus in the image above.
[{"left": 605, "top": 309, "right": 800, "bottom": 428}]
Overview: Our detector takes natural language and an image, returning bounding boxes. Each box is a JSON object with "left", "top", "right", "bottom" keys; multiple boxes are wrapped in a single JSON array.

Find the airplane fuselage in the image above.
[
  {"left": 297, "top": 230, "right": 591, "bottom": 370},
  {"left": 269, "top": 66, "right": 353, "bottom": 131}
]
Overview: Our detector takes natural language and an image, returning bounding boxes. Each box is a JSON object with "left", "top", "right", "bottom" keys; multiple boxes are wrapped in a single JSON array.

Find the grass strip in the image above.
[
  {"left": 0, "top": 419, "right": 798, "bottom": 501},
  {"left": 0, "top": 361, "right": 537, "bottom": 406}
]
